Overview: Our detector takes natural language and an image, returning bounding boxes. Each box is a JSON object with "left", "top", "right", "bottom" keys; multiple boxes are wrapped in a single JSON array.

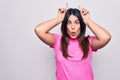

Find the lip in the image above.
[{"left": 71, "top": 32, "right": 76, "bottom": 36}]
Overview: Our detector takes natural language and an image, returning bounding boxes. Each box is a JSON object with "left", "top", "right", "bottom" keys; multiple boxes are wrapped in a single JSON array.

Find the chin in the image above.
[{"left": 70, "top": 36, "right": 77, "bottom": 39}]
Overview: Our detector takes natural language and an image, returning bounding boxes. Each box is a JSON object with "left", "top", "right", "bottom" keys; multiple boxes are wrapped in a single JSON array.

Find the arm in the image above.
[
  {"left": 34, "top": 4, "right": 68, "bottom": 46},
  {"left": 79, "top": 7, "right": 111, "bottom": 50},
  {"left": 34, "top": 17, "right": 62, "bottom": 46},
  {"left": 86, "top": 19, "right": 111, "bottom": 50}
]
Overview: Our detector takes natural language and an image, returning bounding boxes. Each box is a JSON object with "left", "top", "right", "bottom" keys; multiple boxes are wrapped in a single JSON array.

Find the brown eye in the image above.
[
  {"left": 75, "top": 21, "right": 80, "bottom": 25},
  {"left": 67, "top": 21, "right": 71, "bottom": 25}
]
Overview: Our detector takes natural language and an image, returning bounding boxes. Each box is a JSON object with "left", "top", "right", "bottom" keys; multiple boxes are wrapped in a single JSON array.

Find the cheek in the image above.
[
  {"left": 77, "top": 29, "right": 80, "bottom": 33},
  {"left": 67, "top": 28, "right": 70, "bottom": 35},
  {"left": 77, "top": 27, "right": 81, "bottom": 34},
  {"left": 67, "top": 26, "right": 71, "bottom": 33},
  {"left": 76, "top": 26, "right": 80, "bottom": 31}
]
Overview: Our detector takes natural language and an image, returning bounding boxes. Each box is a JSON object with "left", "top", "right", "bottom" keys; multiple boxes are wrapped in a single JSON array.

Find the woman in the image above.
[{"left": 34, "top": 4, "right": 111, "bottom": 80}]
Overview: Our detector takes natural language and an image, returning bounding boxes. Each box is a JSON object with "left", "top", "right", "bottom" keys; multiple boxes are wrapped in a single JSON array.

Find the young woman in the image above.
[{"left": 34, "top": 4, "right": 111, "bottom": 80}]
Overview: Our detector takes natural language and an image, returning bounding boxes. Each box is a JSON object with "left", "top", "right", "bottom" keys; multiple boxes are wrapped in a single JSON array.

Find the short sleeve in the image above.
[
  {"left": 50, "top": 34, "right": 60, "bottom": 48},
  {"left": 88, "top": 36, "right": 97, "bottom": 52}
]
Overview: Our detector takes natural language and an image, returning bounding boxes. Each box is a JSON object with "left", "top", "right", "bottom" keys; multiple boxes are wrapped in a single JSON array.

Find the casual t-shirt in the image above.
[{"left": 51, "top": 34, "right": 97, "bottom": 80}]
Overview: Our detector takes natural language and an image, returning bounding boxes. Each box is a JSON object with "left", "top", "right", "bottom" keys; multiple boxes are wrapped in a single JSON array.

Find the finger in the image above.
[
  {"left": 59, "top": 8, "right": 65, "bottom": 13},
  {"left": 83, "top": 9, "right": 89, "bottom": 13},
  {"left": 78, "top": 6, "right": 83, "bottom": 11},
  {"left": 81, "top": 8, "right": 85, "bottom": 12},
  {"left": 78, "top": 6, "right": 84, "bottom": 14},
  {"left": 65, "top": 3, "right": 68, "bottom": 10},
  {"left": 83, "top": 10, "right": 89, "bottom": 15},
  {"left": 81, "top": 8, "right": 87, "bottom": 14},
  {"left": 78, "top": 6, "right": 80, "bottom": 10}
]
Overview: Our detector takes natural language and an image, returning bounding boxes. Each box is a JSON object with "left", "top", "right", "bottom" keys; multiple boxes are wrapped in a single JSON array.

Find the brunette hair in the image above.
[{"left": 61, "top": 8, "right": 90, "bottom": 59}]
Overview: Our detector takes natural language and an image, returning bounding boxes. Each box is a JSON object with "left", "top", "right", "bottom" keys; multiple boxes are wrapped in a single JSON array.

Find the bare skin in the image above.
[
  {"left": 34, "top": 3, "right": 111, "bottom": 50},
  {"left": 67, "top": 15, "right": 81, "bottom": 39}
]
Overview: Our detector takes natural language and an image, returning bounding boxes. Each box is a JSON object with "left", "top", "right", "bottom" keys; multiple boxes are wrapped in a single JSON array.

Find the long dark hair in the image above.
[{"left": 61, "top": 8, "right": 90, "bottom": 59}]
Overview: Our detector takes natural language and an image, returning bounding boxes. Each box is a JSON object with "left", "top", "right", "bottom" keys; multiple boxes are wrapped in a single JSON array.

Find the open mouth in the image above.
[{"left": 71, "top": 32, "right": 76, "bottom": 36}]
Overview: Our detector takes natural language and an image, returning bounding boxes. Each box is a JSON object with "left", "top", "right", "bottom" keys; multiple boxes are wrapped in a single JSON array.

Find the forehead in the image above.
[{"left": 68, "top": 15, "right": 79, "bottom": 21}]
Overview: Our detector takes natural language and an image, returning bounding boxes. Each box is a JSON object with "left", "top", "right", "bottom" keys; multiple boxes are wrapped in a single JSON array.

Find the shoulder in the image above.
[
  {"left": 50, "top": 34, "right": 62, "bottom": 48},
  {"left": 88, "top": 36, "right": 96, "bottom": 44},
  {"left": 53, "top": 34, "right": 62, "bottom": 41},
  {"left": 53, "top": 34, "right": 62, "bottom": 38},
  {"left": 88, "top": 36, "right": 97, "bottom": 52}
]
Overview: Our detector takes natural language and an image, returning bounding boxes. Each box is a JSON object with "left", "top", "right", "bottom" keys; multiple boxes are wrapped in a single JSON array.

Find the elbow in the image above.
[
  {"left": 34, "top": 25, "right": 39, "bottom": 32},
  {"left": 34, "top": 26, "right": 42, "bottom": 39},
  {"left": 34, "top": 26, "right": 38, "bottom": 34},
  {"left": 109, "top": 34, "right": 111, "bottom": 41},
  {"left": 34, "top": 25, "right": 42, "bottom": 35},
  {"left": 98, "top": 32, "right": 111, "bottom": 44},
  {"left": 104, "top": 33, "right": 111, "bottom": 43},
  {"left": 34, "top": 25, "right": 45, "bottom": 39},
  {"left": 107, "top": 32, "right": 111, "bottom": 42},
  {"left": 34, "top": 26, "right": 42, "bottom": 38}
]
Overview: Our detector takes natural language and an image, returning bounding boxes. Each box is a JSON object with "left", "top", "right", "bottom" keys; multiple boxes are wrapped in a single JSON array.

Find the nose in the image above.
[{"left": 71, "top": 24, "right": 75, "bottom": 29}]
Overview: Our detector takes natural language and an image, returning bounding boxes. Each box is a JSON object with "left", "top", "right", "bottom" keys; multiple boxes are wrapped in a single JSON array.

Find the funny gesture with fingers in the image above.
[
  {"left": 57, "top": 3, "right": 91, "bottom": 25},
  {"left": 78, "top": 6, "right": 90, "bottom": 25},
  {"left": 57, "top": 3, "right": 68, "bottom": 22},
  {"left": 35, "top": 3, "right": 111, "bottom": 80}
]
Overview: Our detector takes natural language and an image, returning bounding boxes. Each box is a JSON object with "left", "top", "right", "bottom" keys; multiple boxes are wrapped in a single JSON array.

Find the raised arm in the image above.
[
  {"left": 34, "top": 4, "right": 68, "bottom": 46},
  {"left": 34, "top": 17, "right": 61, "bottom": 46},
  {"left": 78, "top": 7, "right": 111, "bottom": 50}
]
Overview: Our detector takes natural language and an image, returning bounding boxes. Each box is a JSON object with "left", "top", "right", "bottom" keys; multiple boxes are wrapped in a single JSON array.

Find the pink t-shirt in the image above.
[{"left": 51, "top": 34, "right": 97, "bottom": 80}]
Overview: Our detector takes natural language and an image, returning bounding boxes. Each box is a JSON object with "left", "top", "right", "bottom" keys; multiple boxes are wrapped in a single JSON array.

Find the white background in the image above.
[{"left": 0, "top": 0, "right": 120, "bottom": 80}]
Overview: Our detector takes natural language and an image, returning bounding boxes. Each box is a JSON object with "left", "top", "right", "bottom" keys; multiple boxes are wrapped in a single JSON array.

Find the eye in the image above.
[
  {"left": 75, "top": 21, "right": 80, "bottom": 25},
  {"left": 67, "top": 21, "right": 71, "bottom": 25}
]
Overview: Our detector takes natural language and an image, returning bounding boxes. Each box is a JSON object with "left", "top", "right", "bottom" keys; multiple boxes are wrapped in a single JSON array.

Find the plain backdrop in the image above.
[{"left": 0, "top": 0, "right": 120, "bottom": 80}]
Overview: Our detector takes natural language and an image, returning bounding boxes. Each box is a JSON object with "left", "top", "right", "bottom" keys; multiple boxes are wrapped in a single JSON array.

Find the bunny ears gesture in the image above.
[
  {"left": 57, "top": 3, "right": 90, "bottom": 24},
  {"left": 57, "top": 3, "right": 68, "bottom": 21},
  {"left": 58, "top": 3, "right": 89, "bottom": 14}
]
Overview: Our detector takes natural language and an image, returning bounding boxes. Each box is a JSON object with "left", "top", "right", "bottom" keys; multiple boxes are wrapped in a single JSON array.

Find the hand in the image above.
[
  {"left": 57, "top": 3, "right": 68, "bottom": 22},
  {"left": 78, "top": 6, "right": 90, "bottom": 25}
]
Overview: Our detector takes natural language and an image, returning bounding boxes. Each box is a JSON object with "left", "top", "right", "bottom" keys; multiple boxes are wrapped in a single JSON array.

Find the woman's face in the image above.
[{"left": 67, "top": 15, "right": 80, "bottom": 39}]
